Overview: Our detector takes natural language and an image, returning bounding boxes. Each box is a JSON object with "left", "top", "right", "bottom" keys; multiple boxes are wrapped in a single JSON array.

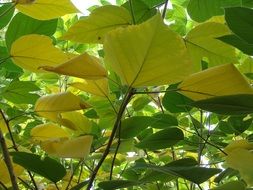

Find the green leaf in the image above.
[
  {"left": 135, "top": 128, "right": 184, "bottom": 150},
  {"left": 10, "top": 152, "right": 66, "bottom": 183},
  {"left": 98, "top": 180, "right": 141, "bottom": 190},
  {"left": 5, "top": 12, "right": 58, "bottom": 50},
  {"left": 122, "top": 0, "right": 157, "bottom": 23},
  {"left": 2, "top": 81, "right": 40, "bottom": 104},
  {"left": 132, "top": 162, "right": 221, "bottom": 184},
  {"left": 192, "top": 94, "right": 253, "bottom": 115},
  {"left": 140, "top": 0, "right": 166, "bottom": 8},
  {"left": 151, "top": 113, "right": 178, "bottom": 129},
  {"left": 187, "top": 0, "right": 241, "bottom": 22},
  {"left": 225, "top": 7, "right": 253, "bottom": 44},
  {"left": 140, "top": 158, "right": 198, "bottom": 183},
  {"left": 228, "top": 116, "right": 252, "bottom": 135},
  {"left": 162, "top": 86, "right": 193, "bottom": 113},
  {"left": 120, "top": 116, "right": 155, "bottom": 139},
  {"left": 211, "top": 181, "right": 246, "bottom": 190},
  {"left": 0, "top": 4, "right": 15, "bottom": 29},
  {"left": 218, "top": 35, "right": 253, "bottom": 56}
]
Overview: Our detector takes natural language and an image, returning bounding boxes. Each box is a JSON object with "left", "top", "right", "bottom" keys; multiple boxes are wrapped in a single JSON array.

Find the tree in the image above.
[{"left": 0, "top": 0, "right": 253, "bottom": 189}]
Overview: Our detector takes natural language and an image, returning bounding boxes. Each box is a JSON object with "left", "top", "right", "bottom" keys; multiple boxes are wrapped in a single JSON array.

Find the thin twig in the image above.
[
  {"left": 109, "top": 122, "right": 121, "bottom": 180},
  {"left": 0, "top": 110, "right": 38, "bottom": 190},
  {"left": 0, "top": 128, "right": 19, "bottom": 189},
  {"left": 86, "top": 88, "right": 135, "bottom": 190},
  {"left": 65, "top": 160, "right": 83, "bottom": 190},
  {"left": 162, "top": 0, "right": 169, "bottom": 18},
  {"left": 0, "top": 181, "right": 8, "bottom": 190}
]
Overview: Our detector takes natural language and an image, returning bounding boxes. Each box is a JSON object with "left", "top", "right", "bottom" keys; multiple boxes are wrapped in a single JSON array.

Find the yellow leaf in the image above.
[
  {"left": 224, "top": 139, "right": 253, "bottom": 155},
  {"left": 10, "top": 34, "right": 68, "bottom": 72},
  {"left": 0, "top": 159, "right": 24, "bottom": 185},
  {"left": 41, "top": 53, "right": 107, "bottom": 79},
  {"left": 178, "top": 64, "right": 253, "bottom": 100},
  {"left": 0, "top": 113, "right": 8, "bottom": 134},
  {"left": 69, "top": 78, "right": 109, "bottom": 97},
  {"left": 60, "top": 111, "right": 92, "bottom": 133},
  {"left": 104, "top": 13, "right": 192, "bottom": 87},
  {"left": 35, "top": 92, "right": 90, "bottom": 121},
  {"left": 15, "top": 0, "right": 79, "bottom": 20},
  {"left": 63, "top": 5, "right": 132, "bottom": 43},
  {"left": 41, "top": 135, "right": 93, "bottom": 158},
  {"left": 225, "top": 148, "right": 253, "bottom": 186},
  {"left": 31, "top": 123, "right": 69, "bottom": 142},
  {"left": 185, "top": 22, "right": 236, "bottom": 71}
]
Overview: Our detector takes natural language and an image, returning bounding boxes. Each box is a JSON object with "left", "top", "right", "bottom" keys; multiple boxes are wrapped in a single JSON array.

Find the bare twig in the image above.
[{"left": 86, "top": 88, "right": 135, "bottom": 189}]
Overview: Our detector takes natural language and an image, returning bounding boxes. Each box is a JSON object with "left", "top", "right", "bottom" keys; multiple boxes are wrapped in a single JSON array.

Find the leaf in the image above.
[
  {"left": 178, "top": 64, "right": 253, "bottom": 101},
  {"left": 0, "top": 4, "right": 15, "bottom": 30},
  {"left": 0, "top": 159, "right": 24, "bottom": 185},
  {"left": 135, "top": 128, "right": 184, "bottom": 150},
  {"left": 104, "top": 13, "right": 192, "bottom": 87},
  {"left": 70, "top": 78, "right": 109, "bottom": 97},
  {"left": 225, "top": 148, "right": 253, "bottom": 186},
  {"left": 15, "top": 0, "right": 79, "bottom": 20},
  {"left": 69, "top": 180, "right": 89, "bottom": 190},
  {"left": 120, "top": 116, "right": 155, "bottom": 139},
  {"left": 224, "top": 139, "right": 253, "bottom": 154},
  {"left": 151, "top": 113, "right": 178, "bottom": 129},
  {"left": 218, "top": 35, "right": 253, "bottom": 56},
  {"left": 0, "top": 113, "right": 8, "bottom": 134},
  {"left": 2, "top": 81, "right": 40, "bottom": 104},
  {"left": 192, "top": 94, "right": 253, "bottom": 115},
  {"left": 11, "top": 152, "right": 66, "bottom": 183},
  {"left": 98, "top": 180, "right": 141, "bottom": 190},
  {"left": 5, "top": 12, "right": 57, "bottom": 50},
  {"left": 225, "top": 7, "right": 253, "bottom": 44},
  {"left": 211, "top": 181, "right": 246, "bottom": 190},
  {"left": 122, "top": 0, "right": 157, "bottom": 24},
  {"left": 30, "top": 123, "right": 69, "bottom": 142},
  {"left": 185, "top": 22, "right": 236, "bottom": 71},
  {"left": 10, "top": 34, "right": 69, "bottom": 72},
  {"left": 40, "top": 135, "right": 93, "bottom": 158},
  {"left": 63, "top": 5, "right": 132, "bottom": 43},
  {"left": 60, "top": 111, "right": 92, "bottom": 133},
  {"left": 34, "top": 92, "right": 90, "bottom": 122},
  {"left": 41, "top": 53, "right": 107, "bottom": 79},
  {"left": 162, "top": 90, "right": 193, "bottom": 113},
  {"left": 132, "top": 162, "right": 221, "bottom": 184},
  {"left": 187, "top": 0, "right": 241, "bottom": 22}
]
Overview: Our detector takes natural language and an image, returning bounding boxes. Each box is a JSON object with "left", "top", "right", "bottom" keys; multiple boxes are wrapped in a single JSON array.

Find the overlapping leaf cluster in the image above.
[{"left": 1, "top": 0, "right": 253, "bottom": 190}]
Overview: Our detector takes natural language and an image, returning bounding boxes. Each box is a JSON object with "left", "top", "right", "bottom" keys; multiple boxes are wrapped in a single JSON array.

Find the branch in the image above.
[
  {"left": 0, "top": 110, "right": 38, "bottom": 190},
  {"left": 86, "top": 88, "right": 135, "bottom": 190},
  {"left": 162, "top": 0, "right": 169, "bottom": 19},
  {"left": 0, "top": 129, "right": 19, "bottom": 189}
]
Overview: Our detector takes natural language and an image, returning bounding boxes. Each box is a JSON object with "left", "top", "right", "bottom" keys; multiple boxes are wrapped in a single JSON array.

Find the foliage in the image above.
[{"left": 0, "top": 0, "right": 253, "bottom": 190}]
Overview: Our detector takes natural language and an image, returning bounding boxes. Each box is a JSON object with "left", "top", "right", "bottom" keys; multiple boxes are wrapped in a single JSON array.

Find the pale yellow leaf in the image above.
[
  {"left": 0, "top": 159, "right": 24, "bottom": 185},
  {"left": 41, "top": 135, "right": 93, "bottom": 158},
  {"left": 104, "top": 13, "right": 192, "bottom": 87},
  {"left": 60, "top": 111, "right": 92, "bottom": 133},
  {"left": 69, "top": 78, "right": 109, "bottom": 97},
  {"left": 31, "top": 123, "right": 69, "bottom": 142},
  {"left": 224, "top": 139, "right": 253, "bottom": 155},
  {"left": 63, "top": 5, "right": 132, "bottom": 43},
  {"left": 185, "top": 22, "right": 236, "bottom": 71},
  {"left": 41, "top": 53, "right": 107, "bottom": 79},
  {"left": 225, "top": 148, "right": 253, "bottom": 186},
  {"left": 178, "top": 64, "right": 253, "bottom": 100},
  {"left": 10, "top": 34, "right": 68, "bottom": 72},
  {"left": 35, "top": 92, "right": 90, "bottom": 121},
  {"left": 16, "top": 0, "right": 79, "bottom": 20}
]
